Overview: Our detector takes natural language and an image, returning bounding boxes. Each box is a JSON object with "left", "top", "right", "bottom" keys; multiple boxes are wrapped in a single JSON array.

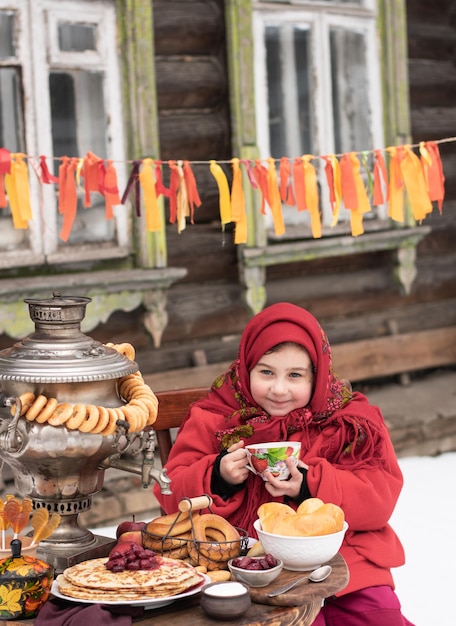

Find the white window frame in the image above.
[
  {"left": 0, "top": 0, "right": 128, "bottom": 269},
  {"left": 253, "top": 0, "right": 386, "bottom": 234}
]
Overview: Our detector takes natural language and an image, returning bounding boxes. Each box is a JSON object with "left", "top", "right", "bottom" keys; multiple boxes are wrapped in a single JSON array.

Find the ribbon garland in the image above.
[{"left": 0, "top": 139, "right": 449, "bottom": 242}]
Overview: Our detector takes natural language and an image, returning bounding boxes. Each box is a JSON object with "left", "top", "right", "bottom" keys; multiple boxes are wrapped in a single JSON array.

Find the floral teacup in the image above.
[{"left": 245, "top": 442, "right": 301, "bottom": 481}]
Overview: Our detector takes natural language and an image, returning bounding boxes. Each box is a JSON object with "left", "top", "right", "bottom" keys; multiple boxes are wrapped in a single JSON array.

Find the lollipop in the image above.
[
  {"left": 4, "top": 496, "right": 32, "bottom": 538},
  {"left": 30, "top": 508, "right": 62, "bottom": 546}
]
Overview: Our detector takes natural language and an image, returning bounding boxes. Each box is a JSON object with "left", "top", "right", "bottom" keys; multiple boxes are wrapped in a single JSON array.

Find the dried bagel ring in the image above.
[
  {"left": 191, "top": 514, "right": 241, "bottom": 563},
  {"left": 99, "top": 409, "right": 118, "bottom": 436},
  {"left": 25, "top": 395, "right": 48, "bottom": 421},
  {"left": 121, "top": 404, "right": 142, "bottom": 432},
  {"left": 65, "top": 403, "right": 87, "bottom": 430},
  {"left": 91, "top": 406, "right": 110, "bottom": 434},
  {"left": 48, "top": 402, "right": 74, "bottom": 426},
  {"left": 145, "top": 511, "right": 192, "bottom": 537},
  {"left": 34, "top": 397, "right": 59, "bottom": 424},
  {"left": 11, "top": 392, "right": 35, "bottom": 417},
  {"left": 115, "top": 342, "right": 136, "bottom": 361},
  {"left": 78, "top": 404, "right": 100, "bottom": 433}
]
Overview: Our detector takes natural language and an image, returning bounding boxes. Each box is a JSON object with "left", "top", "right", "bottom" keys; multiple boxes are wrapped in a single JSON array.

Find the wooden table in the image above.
[{"left": 7, "top": 554, "right": 348, "bottom": 626}]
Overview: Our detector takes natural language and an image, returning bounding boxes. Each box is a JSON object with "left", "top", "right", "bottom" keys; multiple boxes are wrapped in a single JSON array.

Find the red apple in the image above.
[
  {"left": 116, "top": 516, "right": 146, "bottom": 539},
  {"left": 116, "top": 530, "right": 143, "bottom": 547}
]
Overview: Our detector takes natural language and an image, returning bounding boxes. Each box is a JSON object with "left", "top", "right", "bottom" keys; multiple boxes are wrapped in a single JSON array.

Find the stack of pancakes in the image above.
[{"left": 56, "top": 556, "right": 204, "bottom": 602}]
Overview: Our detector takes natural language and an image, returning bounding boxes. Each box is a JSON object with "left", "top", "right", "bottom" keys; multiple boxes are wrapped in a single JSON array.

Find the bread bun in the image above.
[
  {"left": 296, "top": 497, "right": 325, "bottom": 515},
  {"left": 258, "top": 498, "right": 345, "bottom": 537}
]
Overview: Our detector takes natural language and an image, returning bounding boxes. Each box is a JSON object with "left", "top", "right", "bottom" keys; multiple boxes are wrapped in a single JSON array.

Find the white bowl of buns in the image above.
[{"left": 253, "top": 499, "right": 348, "bottom": 571}]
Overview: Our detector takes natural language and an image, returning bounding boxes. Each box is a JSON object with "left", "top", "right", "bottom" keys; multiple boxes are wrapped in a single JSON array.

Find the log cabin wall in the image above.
[
  {"left": 0, "top": 0, "right": 454, "bottom": 387},
  {"left": 97, "top": 0, "right": 455, "bottom": 387}
]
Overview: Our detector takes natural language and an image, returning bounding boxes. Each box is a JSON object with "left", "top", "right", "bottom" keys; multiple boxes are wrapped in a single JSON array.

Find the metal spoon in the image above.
[{"left": 267, "top": 564, "right": 332, "bottom": 597}]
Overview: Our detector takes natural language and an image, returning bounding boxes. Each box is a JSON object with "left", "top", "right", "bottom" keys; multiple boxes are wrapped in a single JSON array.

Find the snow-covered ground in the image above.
[
  {"left": 96, "top": 452, "right": 456, "bottom": 625},
  {"left": 390, "top": 452, "right": 456, "bottom": 626}
]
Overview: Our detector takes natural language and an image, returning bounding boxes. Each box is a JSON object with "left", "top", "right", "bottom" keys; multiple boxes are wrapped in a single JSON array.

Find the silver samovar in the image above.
[{"left": 0, "top": 294, "right": 171, "bottom": 572}]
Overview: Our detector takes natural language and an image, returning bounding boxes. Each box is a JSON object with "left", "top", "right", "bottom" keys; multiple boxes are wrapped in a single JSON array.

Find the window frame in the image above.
[
  {"left": 0, "top": 0, "right": 129, "bottom": 269},
  {"left": 252, "top": 0, "right": 387, "bottom": 235}
]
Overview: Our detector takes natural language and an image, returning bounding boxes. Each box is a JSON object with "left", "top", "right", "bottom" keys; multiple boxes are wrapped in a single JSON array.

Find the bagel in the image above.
[
  {"left": 78, "top": 404, "right": 100, "bottom": 433},
  {"left": 11, "top": 392, "right": 35, "bottom": 417},
  {"left": 65, "top": 403, "right": 88, "bottom": 430},
  {"left": 146, "top": 510, "right": 192, "bottom": 537},
  {"left": 142, "top": 531, "right": 191, "bottom": 553},
  {"left": 25, "top": 395, "right": 48, "bottom": 421},
  {"left": 115, "top": 342, "right": 136, "bottom": 361},
  {"left": 99, "top": 409, "right": 118, "bottom": 436},
  {"left": 34, "top": 397, "right": 59, "bottom": 424},
  {"left": 90, "top": 406, "right": 110, "bottom": 434},
  {"left": 47, "top": 402, "right": 74, "bottom": 426},
  {"left": 188, "top": 514, "right": 241, "bottom": 566}
]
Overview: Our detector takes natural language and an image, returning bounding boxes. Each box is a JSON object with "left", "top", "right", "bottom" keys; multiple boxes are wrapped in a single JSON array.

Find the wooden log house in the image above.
[{"left": 0, "top": 0, "right": 454, "bottom": 390}]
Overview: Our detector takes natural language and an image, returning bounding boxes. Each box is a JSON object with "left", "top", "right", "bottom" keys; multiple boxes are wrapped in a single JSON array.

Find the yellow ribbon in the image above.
[
  {"left": 139, "top": 158, "right": 161, "bottom": 232},
  {"left": 230, "top": 158, "right": 247, "bottom": 244},
  {"left": 347, "top": 152, "right": 370, "bottom": 237},
  {"left": 266, "top": 157, "right": 285, "bottom": 236},
  {"left": 210, "top": 160, "right": 231, "bottom": 228},
  {"left": 4, "top": 154, "right": 32, "bottom": 228},
  {"left": 302, "top": 155, "right": 321, "bottom": 238}
]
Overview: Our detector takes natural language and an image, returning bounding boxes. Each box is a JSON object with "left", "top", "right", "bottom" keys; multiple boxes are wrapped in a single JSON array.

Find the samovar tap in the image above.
[{"left": 0, "top": 393, "right": 24, "bottom": 453}]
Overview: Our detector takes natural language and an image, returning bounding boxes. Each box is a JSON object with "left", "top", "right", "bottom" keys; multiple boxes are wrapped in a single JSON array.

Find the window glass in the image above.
[
  {"left": 330, "top": 27, "right": 371, "bottom": 153},
  {"left": 58, "top": 22, "right": 97, "bottom": 52},
  {"left": 0, "top": 10, "right": 14, "bottom": 58}
]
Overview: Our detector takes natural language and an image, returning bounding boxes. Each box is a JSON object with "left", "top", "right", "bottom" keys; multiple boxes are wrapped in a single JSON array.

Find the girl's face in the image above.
[{"left": 249, "top": 344, "right": 313, "bottom": 416}]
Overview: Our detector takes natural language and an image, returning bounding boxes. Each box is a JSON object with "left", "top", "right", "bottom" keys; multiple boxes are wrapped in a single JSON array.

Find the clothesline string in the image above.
[{"left": 11, "top": 135, "right": 456, "bottom": 166}]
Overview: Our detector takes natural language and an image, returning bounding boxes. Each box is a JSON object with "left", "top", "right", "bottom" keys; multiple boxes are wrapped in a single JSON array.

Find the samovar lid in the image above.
[{"left": 0, "top": 294, "right": 138, "bottom": 383}]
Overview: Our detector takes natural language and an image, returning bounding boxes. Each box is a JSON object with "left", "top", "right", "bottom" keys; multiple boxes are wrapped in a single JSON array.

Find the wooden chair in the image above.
[{"left": 153, "top": 387, "right": 209, "bottom": 466}]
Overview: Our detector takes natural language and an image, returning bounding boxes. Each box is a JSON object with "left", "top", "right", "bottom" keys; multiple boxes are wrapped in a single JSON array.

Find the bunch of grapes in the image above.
[
  {"left": 231, "top": 553, "right": 279, "bottom": 570},
  {"left": 105, "top": 543, "right": 159, "bottom": 572}
]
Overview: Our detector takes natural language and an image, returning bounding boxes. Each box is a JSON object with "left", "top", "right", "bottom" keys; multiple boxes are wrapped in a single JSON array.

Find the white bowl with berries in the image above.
[{"left": 227, "top": 554, "right": 283, "bottom": 587}]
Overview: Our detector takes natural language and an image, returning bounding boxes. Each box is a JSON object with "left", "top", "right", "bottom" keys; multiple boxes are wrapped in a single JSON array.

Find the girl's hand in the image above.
[
  {"left": 263, "top": 458, "right": 308, "bottom": 498},
  {"left": 219, "top": 440, "right": 250, "bottom": 485}
]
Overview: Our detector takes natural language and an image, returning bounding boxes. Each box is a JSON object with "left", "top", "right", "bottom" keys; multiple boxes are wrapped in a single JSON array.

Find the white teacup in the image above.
[{"left": 245, "top": 442, "right": 301, "bottom": 481}]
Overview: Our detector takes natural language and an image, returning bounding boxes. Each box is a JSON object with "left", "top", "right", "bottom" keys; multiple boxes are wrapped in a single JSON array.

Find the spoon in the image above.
[{"left": 267, "top": 564, "right": 332, "bottom": 597}]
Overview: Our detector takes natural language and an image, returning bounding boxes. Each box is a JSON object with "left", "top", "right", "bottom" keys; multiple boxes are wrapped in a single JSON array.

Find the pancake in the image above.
[{"left": 58, "top": 556, "right": 203, "bottom": 601}]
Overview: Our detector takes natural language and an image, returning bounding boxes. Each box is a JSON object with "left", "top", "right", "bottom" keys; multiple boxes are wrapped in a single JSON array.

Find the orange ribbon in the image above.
[
  {"left": 373, "top": 150, "right": 388, "bottom": 206},
  {"left": 419, "top": 141, "right": 445, "bottom": 213},
  {"left": 58, "top": 157, "right": 78, "bottom": 241},
  {"left": 339, "top": 153, "right": 370, "bottom": 236},
  {"left": 183, "top": 161, "right": 202, "bottom": 223},
  {"left": 253, "top": 160, "right": 270, "bottom": 215},
  {"left": 399, "top": 145, "right": 433, "bottom": 222},
  {"left": 323, "top": 155, "right": 342, "bottom": 227},
  {"left": 279, "top": 157, "right": 295, "bottom": 205},
  {"left": 385, "top": 147, "right": 404, "bottom": 222},
  {"left": 0, "top": 147, "right": 11, "bottom": 208}
]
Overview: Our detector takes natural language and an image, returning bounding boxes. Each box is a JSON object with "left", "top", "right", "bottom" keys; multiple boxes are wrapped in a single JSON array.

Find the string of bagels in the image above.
[{"left": 10, "top": 342, "right": 158, "bottom": 435}]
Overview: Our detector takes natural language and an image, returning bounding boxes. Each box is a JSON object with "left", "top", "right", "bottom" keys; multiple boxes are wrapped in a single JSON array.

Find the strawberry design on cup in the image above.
[{"left": 245, "top": 442, "right": 301, "bottom": 481}]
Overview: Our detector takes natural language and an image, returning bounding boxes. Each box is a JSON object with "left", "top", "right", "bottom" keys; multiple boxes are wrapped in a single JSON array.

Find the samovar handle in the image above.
[{"left": 0, "top": 393, "right": 24, "bottom": 452}]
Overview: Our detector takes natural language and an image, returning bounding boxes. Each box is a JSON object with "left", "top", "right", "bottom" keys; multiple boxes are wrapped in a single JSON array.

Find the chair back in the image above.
[{"left": 153, "top": 387, "right": 209, "bottom": 465}]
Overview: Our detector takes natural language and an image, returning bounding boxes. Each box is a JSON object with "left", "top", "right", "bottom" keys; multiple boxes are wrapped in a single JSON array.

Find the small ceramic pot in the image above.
[
  {"left": 200, "top": 581, "right": 251, "bottom": 620},
  {"left": 0, "top": 538, "right": 54, "bottom": 620}
]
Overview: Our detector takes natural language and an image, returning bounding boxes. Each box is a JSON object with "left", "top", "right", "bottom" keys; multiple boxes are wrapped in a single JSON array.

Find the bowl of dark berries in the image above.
[{"left": 227, "top": 553, "right": 283, "bottom": 587}]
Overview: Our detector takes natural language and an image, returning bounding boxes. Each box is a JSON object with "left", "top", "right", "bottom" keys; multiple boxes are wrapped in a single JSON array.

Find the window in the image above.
[
  {"left": 0, "top": 0, "right": 128, "bottom": 267},
  {"left": 253, "top": 0, "right": 385, "bottom": 235}
]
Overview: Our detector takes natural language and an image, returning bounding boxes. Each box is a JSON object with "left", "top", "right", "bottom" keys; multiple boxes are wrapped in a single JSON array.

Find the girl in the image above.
[{"left": 154, "top": 302, "right": 413, "bottom": 625}]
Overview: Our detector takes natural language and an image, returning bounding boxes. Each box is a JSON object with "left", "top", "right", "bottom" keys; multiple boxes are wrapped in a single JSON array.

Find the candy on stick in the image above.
[
  {"left": 30, "top": 508, "right": 61, "bottom": 546},
  {"left": 4, "top": 496, "right": 33, "bottom": 538},
  {"left": 0, "top": 500, "right": 11, "bottom": 550}
]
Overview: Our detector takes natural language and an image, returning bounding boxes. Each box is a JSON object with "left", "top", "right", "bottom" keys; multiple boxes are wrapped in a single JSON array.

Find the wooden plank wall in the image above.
[{"left": 78, "top": 1, "right": 456, "bottom": 384}]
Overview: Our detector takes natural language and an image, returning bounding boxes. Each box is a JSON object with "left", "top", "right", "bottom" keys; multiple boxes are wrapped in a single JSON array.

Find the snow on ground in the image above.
[
  {"left": 390, "top": 452, "right": 456, "bottom": 626},
  {"left": 95, "top": 452, "right": 456, "bottom": 625}
]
